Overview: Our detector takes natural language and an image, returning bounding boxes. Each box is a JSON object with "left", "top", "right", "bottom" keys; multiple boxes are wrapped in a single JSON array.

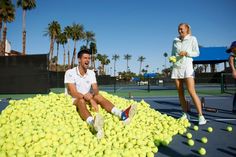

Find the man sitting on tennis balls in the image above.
[{"left": 64, "top": 49, "right": 137, "bottom": 139}]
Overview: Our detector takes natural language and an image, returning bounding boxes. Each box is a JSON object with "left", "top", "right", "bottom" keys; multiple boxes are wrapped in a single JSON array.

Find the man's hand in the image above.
[{"left": 83, "top": 93, "right": 94, "bottom": 101}]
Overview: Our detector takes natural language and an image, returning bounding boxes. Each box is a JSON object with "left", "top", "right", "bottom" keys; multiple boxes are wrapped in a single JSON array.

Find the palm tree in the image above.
[
  {"left": 97, "top": 54, "right": 110, "bottom": 75},
  {"left": 84, "top": 31, "right": 95, "bottom": 49},
  {"left": 0, "top": 0, "right": 15, "bottom": 55},
  {"left": 56, "top": 32, "right": 67, "bottom": 68},
  {"left": 17, "top": 0, "right": 36, "bottom": 55},
  {"left": 137, "top": 56, "right": 146, "bottom": 74},
  {"left": 163, "top": 52, "right": 168, "bottom": 69},
  {"left": 64, "top": 26, "right": 72, "bottom": 68},
  {"left": 44, "top": 21, "right": 61, "bottom": 61},
  {"left": 124, "top": 54, "right": 132, "bottom": 72},
  {"left": 55, "top": 31, "right": 62, "bottom": 66},
  {"left": 112, "top": 54, "right": 119, "bottom": 76},
  {"left": 70, "top": 23, "right": 84, "bottom": 67},
  {"left": 90, "top": 42, "right": 97, "bottom": 70},
  {"left": 145, "top": 64, "right": 149, "bottom": 73}
]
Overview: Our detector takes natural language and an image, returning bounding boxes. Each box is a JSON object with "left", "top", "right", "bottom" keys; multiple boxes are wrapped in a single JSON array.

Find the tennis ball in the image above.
[
  {"left": 193, "top": 125, "right": 199, "bottom": 131},
  {"left": 201, "top": 137, "right": 208, "bottom": 144},
  {"left": 198, "top": 147, "right": 206, "bottom": 155},
  {"left": 186, "top": 133, "right": 192, "bottom": 139},
  {"left": 207, "top": 127, "right": 213, "bottom": 132},
  {"left": 188, "top": 139, "right": 194, "bottom": 146},
  {"left": 226, "top": 126, "right": 233, "bottom": 132}
]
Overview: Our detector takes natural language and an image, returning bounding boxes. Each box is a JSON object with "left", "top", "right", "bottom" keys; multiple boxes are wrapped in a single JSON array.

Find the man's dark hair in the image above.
[{"left": 77, "top": 49, "right": 91, "bottom": 58}]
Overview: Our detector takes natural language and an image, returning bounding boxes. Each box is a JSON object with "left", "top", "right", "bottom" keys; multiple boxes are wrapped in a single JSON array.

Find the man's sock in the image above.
[
  {"left": 111, "top": 107, "right": 122, "bottom": 118},
  {"left": 86, "top": 116, "right": 94, "bottom": 126}
]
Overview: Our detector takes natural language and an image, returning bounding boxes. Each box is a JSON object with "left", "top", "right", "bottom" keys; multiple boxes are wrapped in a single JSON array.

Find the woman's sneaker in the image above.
[
  {"left": 180, "top": 112, "right": 190, "bottom": 121},
  {"left": 94, "top": 114, "right": 104, "bottom": 139},
  {"left": 121, "top": 104, "right": 137, "bottom": 124},
  {"left": 198, "top": 115, "right": 207, "bottom": 125}
]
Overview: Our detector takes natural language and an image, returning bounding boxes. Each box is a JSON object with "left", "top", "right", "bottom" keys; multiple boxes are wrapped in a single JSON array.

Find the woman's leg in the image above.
[
  {"left": 185, "top": 77, "right": 203, "bottom": 115},
  {"left": 175, "top": 79, "right": 188, "bottom": 112}
]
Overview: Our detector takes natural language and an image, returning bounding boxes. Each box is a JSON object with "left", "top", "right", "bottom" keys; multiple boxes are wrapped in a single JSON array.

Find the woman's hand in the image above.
[{"left": 178, "top": 51, "right": 187, "bottom": 56}]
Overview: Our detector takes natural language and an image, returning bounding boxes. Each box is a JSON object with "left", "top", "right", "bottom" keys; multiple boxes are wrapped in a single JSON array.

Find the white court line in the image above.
[
  {"left": 116, "top": 87, "right": 123, "bottom": 92},
  {"left": 159, "top": 113, "right": 236, "bottom": 122},
  {"left": 215, "top": 118, "right": 236, "bottom": 121},
  {"left": 134, "top": 96, "right": 231, "bottom": 101},
  {"left": 183, "top": 119, "right": 236, "bottom": 122}
]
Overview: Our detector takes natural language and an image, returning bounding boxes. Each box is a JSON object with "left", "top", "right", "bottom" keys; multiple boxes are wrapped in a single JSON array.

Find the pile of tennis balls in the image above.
[{"left": 0, "top": 92, "right": 190, "bottom": 157}]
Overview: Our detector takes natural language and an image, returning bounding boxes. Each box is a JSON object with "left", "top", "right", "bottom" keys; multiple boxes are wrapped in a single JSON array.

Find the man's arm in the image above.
[
  {"left": 91, "top": 83, "right": 99, "bottom": 96},
  {"left": 229, "top": 55, "right": 236, "bottom": 79},
  {"left": 83, "top": 83, "right": 99, "bottom": 101},
  {"left": 67, "top": 83, "right": 84, "bottom": 99}
]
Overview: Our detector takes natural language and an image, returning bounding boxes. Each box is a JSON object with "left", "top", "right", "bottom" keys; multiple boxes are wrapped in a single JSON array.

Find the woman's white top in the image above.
[{"left": 171, "top": 34, "right": 199, "bottom": 79}]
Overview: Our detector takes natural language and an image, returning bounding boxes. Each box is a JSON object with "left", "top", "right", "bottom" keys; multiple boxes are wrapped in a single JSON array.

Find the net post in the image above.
[{"left": 220, "top": 73, "right": 224, "bottom": 93}]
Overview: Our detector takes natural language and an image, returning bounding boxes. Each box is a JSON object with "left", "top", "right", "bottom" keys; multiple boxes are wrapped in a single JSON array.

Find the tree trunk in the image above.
[
  {"left": 71, "top": 48, "right": 76, "bottom": 67},
  {"left": 71, "top": 40, "right": 77, "bottom": 67},
  {"left": 22, "top": 10, "right": 26, "bottom": 55},
  {"left": 68, "top": 50, "right": 70, "bottom": 69},
  {"left": 63, "top": 44, "right": 66, "bottom": 66},
  {"left": 56, "top": 43, "right": 59, "bottom": 65},
  {"left": 92, "top": 53, "right": 96, "bottom": 70},
  {"left": 22, "top": 31, "right": 26, "bottom": 55},
  {"left": 114, "top": 60, "right": 116, "bottom": 76},
  {"left": 49, "top": 37, "right": 54, "bottom": 60},
  {"left": 2, "top": 25, "right": 7, "bottom": 56},
  {"left": 67, "top": 40, "right": 70, "bottom": 68},
  {"left": 102, "top": 64, "right": 105, "bottom": 75},
  {"left": 139, "top": 62, "right": 142, "bottom": 74}
]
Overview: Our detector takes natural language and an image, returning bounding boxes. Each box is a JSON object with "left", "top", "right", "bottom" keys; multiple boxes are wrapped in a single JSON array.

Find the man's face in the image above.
[{"left": 79, "top": 53, "right": 91, "bottom": 69}]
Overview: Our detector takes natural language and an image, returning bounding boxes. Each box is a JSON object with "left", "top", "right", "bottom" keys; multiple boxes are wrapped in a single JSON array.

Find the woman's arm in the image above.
[{"left": 229, "top": 55, "right": 236, "bottom": 79}]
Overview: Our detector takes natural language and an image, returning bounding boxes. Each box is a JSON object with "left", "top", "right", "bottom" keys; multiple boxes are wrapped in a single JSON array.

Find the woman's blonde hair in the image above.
[{"left": 178, "top": 23, "right": 192, "bottom": 35}]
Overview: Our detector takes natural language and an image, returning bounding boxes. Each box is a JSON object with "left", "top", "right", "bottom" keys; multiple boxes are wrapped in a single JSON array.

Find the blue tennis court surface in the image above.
[{"left": 133, "top": 95, "right": 236, "bottom": 157}]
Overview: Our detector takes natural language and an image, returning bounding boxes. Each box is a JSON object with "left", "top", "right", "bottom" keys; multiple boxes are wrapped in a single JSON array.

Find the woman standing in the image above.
[{"left": 171, "top": 23, "right": 206, "bottom": 125}]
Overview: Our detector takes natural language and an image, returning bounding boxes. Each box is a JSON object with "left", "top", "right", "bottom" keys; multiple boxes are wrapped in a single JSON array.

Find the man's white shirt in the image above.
[{"left": 64, "top": 67, "right": 97, "bottom": 95}]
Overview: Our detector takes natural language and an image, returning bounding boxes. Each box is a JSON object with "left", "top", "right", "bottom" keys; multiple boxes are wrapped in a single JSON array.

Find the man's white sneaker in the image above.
[
  {"left": 198, "top": 115, "right": 207, "bottom": 125},
  {"left": 94, "top": 114, "right": 104, "bottom": 139}
]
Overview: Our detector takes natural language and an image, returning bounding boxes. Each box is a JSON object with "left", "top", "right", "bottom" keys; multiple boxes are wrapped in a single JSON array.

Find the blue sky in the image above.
[{"left": 7, "top": 0, "right": 236, "bottom": 75}]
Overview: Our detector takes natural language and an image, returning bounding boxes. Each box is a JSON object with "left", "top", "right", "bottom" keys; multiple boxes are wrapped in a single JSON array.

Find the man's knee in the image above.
[
  {"left": 94, "top": 94, "right": 104, "bottom": 102},
  {"left": 74, "top": 98, "right": 86, "bottom": 107}
]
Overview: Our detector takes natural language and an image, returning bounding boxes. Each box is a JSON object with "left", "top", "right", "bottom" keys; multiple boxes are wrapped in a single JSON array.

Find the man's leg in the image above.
[
  {"left": 74, "top": 98, "right": 104, "bottom": 139},
  {"left": 74, "top": 98, "right": 92, "bottom": 121},
  {"left": 93, "top": 94, "right": 114, "bottom": 113},
  {"left": 93, "top": 94, "right": 137, "bottom": 123}
]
